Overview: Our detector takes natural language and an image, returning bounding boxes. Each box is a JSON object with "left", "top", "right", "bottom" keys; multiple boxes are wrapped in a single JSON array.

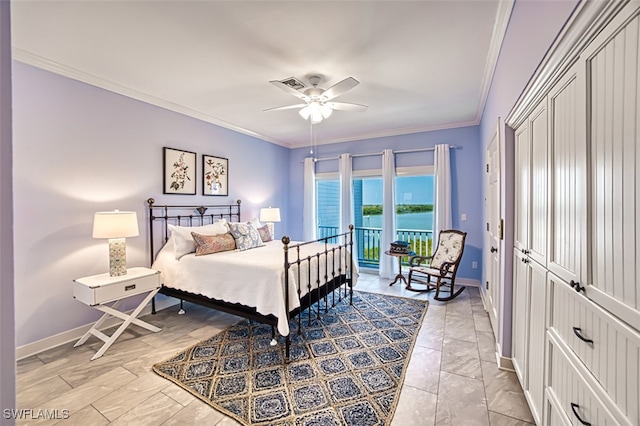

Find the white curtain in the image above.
[
  {"left": 339, "top": 154, "right": 358, "bottom": 261},
  {"left": 379, "top": 149, "right": 398, "bottom": 279},
  {"left": 433, "top": 144, "right": 452, "bottom": 241},
  {"left": 303, "top": 157, "right": 317, "bottom": 241}
]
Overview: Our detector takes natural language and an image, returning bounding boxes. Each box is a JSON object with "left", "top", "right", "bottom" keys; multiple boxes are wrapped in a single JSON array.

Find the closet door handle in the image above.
[
  {"left": 570, "top": 280, "right": 586, "bottom": 294},
  {"left": 572, "top": 327, "right": 594, "bottom": 344},
  {"left": 570, "top": 403, "right": 591, "bottom": 426},
  {"left": 491, "top": 247, "right": 498, "bottom": 253}
]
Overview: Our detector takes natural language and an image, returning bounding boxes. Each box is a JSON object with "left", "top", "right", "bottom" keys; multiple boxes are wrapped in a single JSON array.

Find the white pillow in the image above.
[{"left": 168, "top": 220, "right": 229, "bottom": 259}]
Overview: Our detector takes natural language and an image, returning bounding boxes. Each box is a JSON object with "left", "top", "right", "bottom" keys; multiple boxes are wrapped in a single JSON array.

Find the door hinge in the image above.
[
  {"left": 486, "top": 281, "right": 489, "bottom": 290},
  {"left": 499, "top": 218, "right": 504, "bottom": 240},
  {"left": 486, "top": 163, "right": 489, "bottom": 172},
  {"left": 486, "top": 222, "right": 490, "bottom": 232}
]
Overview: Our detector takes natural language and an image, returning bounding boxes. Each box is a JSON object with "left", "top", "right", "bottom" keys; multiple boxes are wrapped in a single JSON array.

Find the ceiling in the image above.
[{"left": 10, "top": 1, "right": 513, "bottom": 149}]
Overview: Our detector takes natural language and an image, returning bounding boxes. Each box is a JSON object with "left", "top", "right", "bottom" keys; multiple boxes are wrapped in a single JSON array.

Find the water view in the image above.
[{"left": 362, "top": 211, "right": 433, "bottom": 231}]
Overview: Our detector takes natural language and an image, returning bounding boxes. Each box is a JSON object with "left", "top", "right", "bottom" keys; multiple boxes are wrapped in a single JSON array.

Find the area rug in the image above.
[{"left": 152, "top": 291, "right": 428, "bottom": 425}]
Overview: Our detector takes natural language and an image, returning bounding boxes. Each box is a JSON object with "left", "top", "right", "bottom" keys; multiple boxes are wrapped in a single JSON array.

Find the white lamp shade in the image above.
[
  {"left": 259, "top": 207, "right": 281, "bottom": 223},
  {"left": 92, "top": 211, "right": 139, "bottom": 239}
]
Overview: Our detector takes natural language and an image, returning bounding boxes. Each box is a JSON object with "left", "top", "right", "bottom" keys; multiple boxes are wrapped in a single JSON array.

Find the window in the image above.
[{"left": 316, "top": 166, "right": 434, "bottom": 268}]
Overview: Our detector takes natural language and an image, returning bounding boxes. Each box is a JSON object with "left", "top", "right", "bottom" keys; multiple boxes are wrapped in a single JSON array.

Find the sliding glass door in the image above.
[{"left": 316, "top": 167, "right": 434, "bottom": 269}]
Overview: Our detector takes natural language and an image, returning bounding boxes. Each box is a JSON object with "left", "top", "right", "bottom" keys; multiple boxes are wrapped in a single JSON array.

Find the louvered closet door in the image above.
[
  {"left": 583, "top": 1, "right": 640, "bottom": 332},
  {"left": 547, "top": 63, "right": 586, "bottom": 286},
  {"left": 514, "top": 121, "right": 530, "bottom": 252}
]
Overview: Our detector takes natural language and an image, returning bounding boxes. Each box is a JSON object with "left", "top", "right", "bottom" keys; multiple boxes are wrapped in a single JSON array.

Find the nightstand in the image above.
[{"left": 73, "top": 266, "right": 162, "bottom": 360}]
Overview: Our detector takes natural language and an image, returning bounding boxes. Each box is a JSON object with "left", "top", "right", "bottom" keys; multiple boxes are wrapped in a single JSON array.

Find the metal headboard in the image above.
[{"left": 146, "top": 197, "right": 241, "bottom": 265}]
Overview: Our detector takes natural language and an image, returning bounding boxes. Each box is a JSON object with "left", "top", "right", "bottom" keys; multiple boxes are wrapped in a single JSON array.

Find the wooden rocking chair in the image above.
[{"left": 407, "top": 229, "right": 467, "bottom": 301}]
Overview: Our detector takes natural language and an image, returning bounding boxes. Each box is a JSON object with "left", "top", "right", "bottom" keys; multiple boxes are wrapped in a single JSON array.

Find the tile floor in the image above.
[{"left": 16, "top": 272, "right": 534, "bottom": 425}]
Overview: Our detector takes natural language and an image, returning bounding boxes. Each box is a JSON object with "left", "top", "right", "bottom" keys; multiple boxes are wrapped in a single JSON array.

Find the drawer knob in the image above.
[
  {"left": 572, "top": 327, "right": 594, "bottom": 345},
  {"left": 570, "top": 403, "right": 591, "bottom": 426}
]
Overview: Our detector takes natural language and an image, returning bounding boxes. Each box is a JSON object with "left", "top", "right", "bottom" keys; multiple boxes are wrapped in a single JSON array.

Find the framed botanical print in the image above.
[
  {"left": 163, "top": 147, "right": 196, "bottom": 195},
  {"left": 202, "top": 155, "right": 228, "bottom": 196}
]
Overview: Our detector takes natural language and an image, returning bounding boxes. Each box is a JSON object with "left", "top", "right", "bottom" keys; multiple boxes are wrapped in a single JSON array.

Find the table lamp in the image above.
[
  {"left": 259, "top": 207, "right": 281, "bottom": 239},
  {"left": 92, "top": 210, "right": 139, "bottom": 276}
]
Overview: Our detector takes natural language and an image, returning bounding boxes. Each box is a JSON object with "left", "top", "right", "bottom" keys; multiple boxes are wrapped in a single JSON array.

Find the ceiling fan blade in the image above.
[
  {"left": 322, "top": 77, "right": 360, "bottom": 100},
  {"left": 269, "top": 80, "right": 308, "bottom": 100},
  {"left": 325, "top": 102, "right": 368, "bottom": 112},
  {"left": 263, "top": 104, "right": 307, "bottom": 112}
]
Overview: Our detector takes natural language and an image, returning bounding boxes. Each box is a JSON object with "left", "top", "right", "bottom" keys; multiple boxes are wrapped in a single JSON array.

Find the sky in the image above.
[{"left": 362, "top": 176, "right": 434, "bottom": 204}]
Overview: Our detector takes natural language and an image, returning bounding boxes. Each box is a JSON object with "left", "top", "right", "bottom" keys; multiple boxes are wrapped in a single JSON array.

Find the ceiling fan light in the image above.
[
  {"left": 320, "top": 105, "right": 333, "bottom": 119},
  {"left": 299, "top": 106, "right": 311, "bottom": 120},
  {"left": 310, "top": 110, "right": 323, "bottom": 124}
]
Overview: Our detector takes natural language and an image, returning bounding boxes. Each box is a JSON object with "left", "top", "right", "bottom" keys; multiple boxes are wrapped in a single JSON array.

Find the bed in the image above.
[{"left": 146, "top": 198, "right": 357, "bottom": 360}]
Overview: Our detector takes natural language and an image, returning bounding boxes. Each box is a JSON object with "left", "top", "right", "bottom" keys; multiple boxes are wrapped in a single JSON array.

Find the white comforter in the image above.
[{"left": 152, "top": 240, "right": 358, "bottom": 336}]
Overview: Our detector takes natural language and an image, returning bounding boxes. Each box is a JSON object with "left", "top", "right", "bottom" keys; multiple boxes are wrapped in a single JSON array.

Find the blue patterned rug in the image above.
[{"left": 152, "top": 291, "right": 428, "bottom": 425}]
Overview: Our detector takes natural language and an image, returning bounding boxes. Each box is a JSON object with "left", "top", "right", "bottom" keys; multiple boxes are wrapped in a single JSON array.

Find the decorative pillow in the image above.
[
  {"left": 191, "top": 232, "right": 236, "bottom": 256},
  {"left": 168, "top": 221, "right": 229, "bottom": 259},
  {"left": 228, "top": 221, "right": 264, "bottom": 251},
  {"left": 256, "top": 225, "right": 273, "bottom": 242}
]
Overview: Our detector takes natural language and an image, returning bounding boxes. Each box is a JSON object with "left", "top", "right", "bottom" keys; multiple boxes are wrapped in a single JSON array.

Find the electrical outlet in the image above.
[
  {"left": 461, "top": 213, "right": 467, "bottom": 221},
  {"left": 472, "top": 261, "right": 478, "bottom": 269}
]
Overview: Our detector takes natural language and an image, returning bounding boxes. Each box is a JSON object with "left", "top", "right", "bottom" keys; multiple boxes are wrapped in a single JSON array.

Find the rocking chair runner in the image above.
[{"left": 407, "top": 229, "right": 467, "bottom": 301}]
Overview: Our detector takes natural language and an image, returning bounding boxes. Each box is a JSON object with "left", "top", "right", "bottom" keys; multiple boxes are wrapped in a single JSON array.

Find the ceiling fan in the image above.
[{"left": 265, "top": 75, "right": 368, "bottom": 124}]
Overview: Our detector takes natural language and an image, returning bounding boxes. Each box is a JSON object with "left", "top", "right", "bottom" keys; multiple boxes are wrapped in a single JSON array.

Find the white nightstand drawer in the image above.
[{"left": 74, "top": 267, "right": 160, "bottom": 306}]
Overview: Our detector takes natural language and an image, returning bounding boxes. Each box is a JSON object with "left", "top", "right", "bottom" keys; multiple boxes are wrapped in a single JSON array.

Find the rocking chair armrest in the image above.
[
  {"left": 409, "top": 255, "right": 433, "bottom": 267},
  {"left": 439, "top": 261, "right": 455, "bottom": 275}
]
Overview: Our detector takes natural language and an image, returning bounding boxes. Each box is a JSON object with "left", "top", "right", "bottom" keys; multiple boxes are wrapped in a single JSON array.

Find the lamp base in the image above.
[{"left": 108, "top": 238, "right": 128, "bottom": 277}]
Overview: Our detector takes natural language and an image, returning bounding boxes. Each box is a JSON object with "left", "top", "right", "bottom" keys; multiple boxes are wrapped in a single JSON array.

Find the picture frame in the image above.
[
  {"left": 163, "top": 147, "right": 196, "bottom": 195},
  {"left": 202, "top": 155, "right": 228, "bottom": 196}
]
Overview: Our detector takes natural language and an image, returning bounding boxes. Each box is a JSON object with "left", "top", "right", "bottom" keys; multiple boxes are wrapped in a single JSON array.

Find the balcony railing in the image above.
[{"left": 318, "top": 225, "right": 433, "bottom": 268}]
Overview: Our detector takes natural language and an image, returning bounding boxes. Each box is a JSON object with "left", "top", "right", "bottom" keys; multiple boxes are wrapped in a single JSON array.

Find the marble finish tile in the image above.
[
  {"left": 16, "top": 355, "right": 45, "bottom": 375},
  {"left": 441, "top": 337, "right": 483, "bottom": 380},
  {"left": 476, "top": 331, "right": 497, "bottom": 363},
  {"left": 93, "top": 372, "right": 170, "bottom": 421},
  {"left": 415, "top": 323, "right": 444, "bottom": 351},
  {"left": 481, "top": 361, "right": 534, "bottom": 423},
  {"left": 15, "top": 274, "right": 536, "bottom": 426},
  {"left": 34, "top": 367, "right": 138, "bottom": 419},
  {"left": 473, "top": 312, "right": 493, "bottom": 333},
  {"left": 121, "top": 336, "right": 200, "bottom": 377},
  {"left": 435, "top": 371, "right": 489, "bottom": 426},
  {"left": 162, "top": 398, "right": 226, "bottom": 425},
  {"left": 52, "top": 404, "right": 109, "bottom": 426},
  {"left": 108, "top": 393, "right": 182, "bottom": 425},
  {"left": 488, "top": 411, "right": 535, "bottom": 425},
  {"left": 403, "top": 346, "right": 442, "bottom": 393},
  {"left": 391, "top": 385, "right": 437, "bottom": 426},
  {"left": 59, "top": 340, "right": 155, "bottom": 388},
  {"left": 444, "top": 315, "right": 477, "bottom": 343},
  {"left": 162, "top": 382, "right": 197, "bottom": 406},
  {"left": 17, "top": 375, "right": 72, "bottom": 409}
]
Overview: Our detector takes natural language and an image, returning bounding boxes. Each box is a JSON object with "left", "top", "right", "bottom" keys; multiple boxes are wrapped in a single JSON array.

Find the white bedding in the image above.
[{"left": 152, "top": 239, "right": 358, "bottom": 336}]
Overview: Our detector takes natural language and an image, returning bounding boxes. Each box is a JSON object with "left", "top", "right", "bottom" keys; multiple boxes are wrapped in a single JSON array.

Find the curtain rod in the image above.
[{"left": 309, "top": 145, "right": 460, "bottom": 162}]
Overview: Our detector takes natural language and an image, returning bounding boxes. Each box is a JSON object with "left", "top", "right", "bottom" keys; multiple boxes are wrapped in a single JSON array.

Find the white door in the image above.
[{"left": 485, "top": 126, "right": 501, "bottom": 338}]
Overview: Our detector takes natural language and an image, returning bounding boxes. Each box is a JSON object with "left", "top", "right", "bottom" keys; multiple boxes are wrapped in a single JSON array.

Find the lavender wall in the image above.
[
  {"left": 1, "top": 0, "right": 16, "bottom": 416},
  {"left": 288, "top": 126, "right": 483, "bottom": 282},
  {"left": 12, "top": 62, "right": 290, "bottom": 348},
  {"left": 478, "top": 0, "right": 578, "bottom": 359}
]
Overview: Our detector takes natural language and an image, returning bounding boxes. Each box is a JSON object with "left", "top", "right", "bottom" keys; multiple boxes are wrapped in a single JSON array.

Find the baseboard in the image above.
[
  {"left": 457, "top": 278, "right": 481, "bottom": 288},
  {"left": 497, "top": 355, "right": 514, "bottom": 371},
  {"left": 16, "top": 298, "right": 179, "bottom": 361}
]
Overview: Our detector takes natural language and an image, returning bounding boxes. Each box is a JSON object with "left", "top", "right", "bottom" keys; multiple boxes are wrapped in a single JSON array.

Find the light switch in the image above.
[{"left": 461, "top": 213, "right": 467, "bottom": 221}]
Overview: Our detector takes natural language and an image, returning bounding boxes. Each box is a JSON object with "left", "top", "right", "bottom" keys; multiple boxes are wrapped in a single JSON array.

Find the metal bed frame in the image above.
[{"left": 146, "top": 198, "right": 354, "bottom": 360}]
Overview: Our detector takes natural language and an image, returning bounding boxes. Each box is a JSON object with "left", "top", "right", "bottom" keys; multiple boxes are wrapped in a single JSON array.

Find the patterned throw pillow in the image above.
[
  {"left": 168, "top": 221, "right": 229, "bottom": 259},
  {"left": 228, "top": 222, "right": 264, "bottom": 251},
  {"left": 191, "top": 232, "right": 236, "bottom": 256},
  {"left": 256, "top": 225, "right": 272, "bottom": 242}
]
